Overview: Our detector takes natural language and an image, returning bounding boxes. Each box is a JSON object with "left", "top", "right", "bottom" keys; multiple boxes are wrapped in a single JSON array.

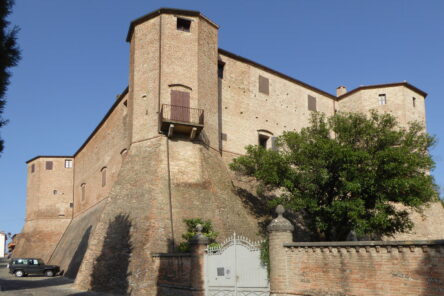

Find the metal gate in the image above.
[{"left": 205, "top": 233, "right": 269, "bottom": 296}]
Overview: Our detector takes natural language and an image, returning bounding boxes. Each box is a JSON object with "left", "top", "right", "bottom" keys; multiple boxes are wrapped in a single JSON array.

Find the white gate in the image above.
[{"left": 205, "top": 233, "right": 269, "bottom": 296}]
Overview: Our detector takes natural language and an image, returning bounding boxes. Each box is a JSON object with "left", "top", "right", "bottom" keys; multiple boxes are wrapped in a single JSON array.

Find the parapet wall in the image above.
[
  {"left": 268, "top": 211, "right": 444, "bottom": 296},
  {"left": 282, "top": 241, "right": 444, "bottom": 296}
]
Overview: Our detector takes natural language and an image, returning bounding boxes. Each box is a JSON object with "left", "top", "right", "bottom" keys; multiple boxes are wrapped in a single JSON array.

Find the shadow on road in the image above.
[{"left": 0, "top": 274, "right": 73, "bottom": 291}]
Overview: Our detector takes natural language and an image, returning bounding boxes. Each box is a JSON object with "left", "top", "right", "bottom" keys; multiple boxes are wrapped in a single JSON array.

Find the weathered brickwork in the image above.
[
  {"left": 273, "top": 241, "right": 444, "bottom": 296},
  {"left": 268, "top": 210, "right": 444, "bottom": 296},
  {"left": 14, "top": 8, "right": 440, "bottom": 296}
]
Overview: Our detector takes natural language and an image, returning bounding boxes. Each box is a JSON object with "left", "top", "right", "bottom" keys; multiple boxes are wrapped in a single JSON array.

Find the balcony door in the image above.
[{"left": 170, "top": 90, "right": 190, "bottom": 123}]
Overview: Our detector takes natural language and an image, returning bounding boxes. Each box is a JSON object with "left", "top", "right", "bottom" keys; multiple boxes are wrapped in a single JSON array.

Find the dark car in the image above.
[{"left": 8, "top": 258, "right": 60, "bottom": 277}]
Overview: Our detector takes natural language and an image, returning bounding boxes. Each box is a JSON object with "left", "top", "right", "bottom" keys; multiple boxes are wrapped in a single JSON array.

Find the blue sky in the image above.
[{"left": 1, "top": 0, "right": 443, "bottom": 236}]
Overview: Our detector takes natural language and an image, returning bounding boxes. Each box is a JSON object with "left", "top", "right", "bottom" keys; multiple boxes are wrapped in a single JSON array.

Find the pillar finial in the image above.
[{"left": 267, "top": 205, "right": 294, "bottom": 233}]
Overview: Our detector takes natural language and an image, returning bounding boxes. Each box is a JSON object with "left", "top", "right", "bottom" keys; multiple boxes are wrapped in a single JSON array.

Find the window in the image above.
[
  {"left": 308, "top": 95, "right": 317, "bottom": 111},
  {"left": 45, "top": 161, "right": 53, "bottom": 170},
  {"left": 53, "top": 190, "right": 58, "bottom": 195},
  {"left": 259, "top": 75, "right": 269, "bottom": 95},
  {"left": 413, "top": 97, "right": 416, "bottom": 107},
  {"left": 271, "top": 137, "right": 278, "bottom": 151},
  {"left": 31, "top": 164, "right": 35, "bottom": 173},
  {"left": 101, "top": 167, "right": 107, "bottom": 187},
  {"left": 65, "top": 159, "right": 73, "bottom": 168},
  {"left": 218, "top": 62, "right": 225, "bottom": 79},
  {"left": 69, "top": 202, "right": 74, "bottom": 208},
  {"left": 81, "top": 183, "right": 86, "bottom": 202},
  {"left": 378, "top": 94, "right": 387, "bottom": 105},
  {"left": 177, "top": 18, "right": 191, "bottom": 32},
  {"left": 259, "top": 134, "right": 269, "bottom": 149}
]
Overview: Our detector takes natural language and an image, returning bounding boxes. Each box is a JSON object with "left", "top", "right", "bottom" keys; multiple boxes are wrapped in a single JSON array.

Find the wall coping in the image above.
[
  {"left": 284, "top": 239, "right": 444, "bottom": 248},
  {"left": 151, "top": 253, "right": 192, "bottom": 258}
]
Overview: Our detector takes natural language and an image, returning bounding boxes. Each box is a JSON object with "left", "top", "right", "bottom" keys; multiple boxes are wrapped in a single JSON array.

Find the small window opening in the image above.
[
  {"left": 177, "top": 18, "right": 191, "bottom": 32},
  {"left": 412, "top": 97, "right": 416, "bottom": 107},
  {"left": 53, "top": 190, "right": 58, "bottom": 195},
  {"left": 64, "top": 159, "right": 73, "bottom": 168},
  {"left": 69, "top": 202, "right": 74, "bottom": 208},
  {"left": 101, "top": 167, "right": 107, "bottom": 187},
  {"left": 308, "top": 95, "right": 317, "bottom": 111},
  {"left": 46, "top": 161, "right": 53, "bottom": 170},
  {"left": 218, "top": 62, "right": 225, "bottom": 79},
  {"left": 259, "top": 134, "right": 269, "bottom": 149},
  {"left": 31, "top": 164, "right": 35, "bottom": 173},
  {"left": 81, "top": 183, "right": 86, "bottom": 202},
  {"left": 259, "top": 75, "right": 269, "bottom": 95},
  {"left": 123, "top": 100, "right": 127, "bottom": 107},
  {"left": 378, "top": 94, "right": 387, "bottom": 105}
]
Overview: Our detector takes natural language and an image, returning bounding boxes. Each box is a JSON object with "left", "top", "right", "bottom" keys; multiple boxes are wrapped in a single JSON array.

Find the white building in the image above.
[{"left": 0, "top": 232, "right": 6, "bottom": 258}]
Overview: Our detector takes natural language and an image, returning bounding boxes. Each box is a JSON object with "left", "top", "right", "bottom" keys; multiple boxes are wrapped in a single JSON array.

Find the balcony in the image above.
[{"left": 159, "top": 104, "right": 204, "bottom": 139}]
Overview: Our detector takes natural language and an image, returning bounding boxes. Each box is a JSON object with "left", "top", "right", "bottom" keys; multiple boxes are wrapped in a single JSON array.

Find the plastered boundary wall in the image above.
[{"left": 269, "top": 236, "right": 444, "bottom": 296}]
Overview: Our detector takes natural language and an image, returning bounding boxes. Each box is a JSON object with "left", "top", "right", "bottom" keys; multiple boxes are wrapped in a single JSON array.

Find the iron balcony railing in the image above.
[{"left": 160, "top": 104, "right": 204, "bottom": 126}]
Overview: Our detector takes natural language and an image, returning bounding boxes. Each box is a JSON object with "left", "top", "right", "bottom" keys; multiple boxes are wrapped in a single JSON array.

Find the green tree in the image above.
[
  {"left": 230, "top": 111, "right": 438, "bottom": 241},
  {"left": 177, "top": 218, "right": 218, "bottom": 252},
  {"left": 0, "top": 0, "right": 20, "bottom": 154}
]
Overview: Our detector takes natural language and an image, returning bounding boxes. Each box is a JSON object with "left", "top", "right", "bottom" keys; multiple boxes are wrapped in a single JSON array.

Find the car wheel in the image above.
[
  {"left": 14, "top": 270, "right": 24, "bottom": 277},
  {"left": 45, "top": 270, "right": 54, "bottom": 277}
]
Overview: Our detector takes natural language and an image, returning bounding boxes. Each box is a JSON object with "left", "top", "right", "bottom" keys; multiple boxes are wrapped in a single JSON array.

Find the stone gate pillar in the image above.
[
  {"left": 267, "top": 205, "right": 294, "bottom": 296},
  {"left": 190, "top": 224, "right": 209, "bottom": 296}
]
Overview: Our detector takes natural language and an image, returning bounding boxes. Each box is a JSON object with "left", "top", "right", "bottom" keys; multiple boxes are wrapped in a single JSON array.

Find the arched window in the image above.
[
  {"left": 101, "top": 167, "right": 107, "bottom": 187},
  {"left": 81, "top": 183, "right": 86, "bottom": 202},
  {"left": 257, "top": 129, "right": 276, "bottom": 150}
]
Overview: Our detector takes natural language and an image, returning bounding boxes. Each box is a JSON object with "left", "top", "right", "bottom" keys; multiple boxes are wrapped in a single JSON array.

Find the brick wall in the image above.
[
  {"left": 153, "top": 254, "right": 193, "bottom": 296},
  {"left": 268, "top": 212, "right": 444, "bottom": 296}
]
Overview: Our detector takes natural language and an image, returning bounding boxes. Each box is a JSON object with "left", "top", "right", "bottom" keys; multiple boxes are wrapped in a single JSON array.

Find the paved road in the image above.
[{"left": 0, "top": 264, "right": 113, "bottom": 296}]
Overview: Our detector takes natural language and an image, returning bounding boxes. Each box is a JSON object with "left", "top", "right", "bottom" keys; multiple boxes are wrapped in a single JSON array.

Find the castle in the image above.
[{"left": 13, "top": 8, "right": 443, "bottom": 295}]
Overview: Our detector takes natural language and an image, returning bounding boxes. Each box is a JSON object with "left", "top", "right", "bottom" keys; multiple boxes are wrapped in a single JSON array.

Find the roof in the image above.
[
  {"left": 219, "top": 49, "right": 336, "bottom": 99},
  {"left": 26, "top": 155, "right": 73, "bottom": 164},
  {"left": 126, "top": 8, "right": 219, "bottom": 42},
  {"left": 337, "top": 82, "right": 428, "bottom": 100}
]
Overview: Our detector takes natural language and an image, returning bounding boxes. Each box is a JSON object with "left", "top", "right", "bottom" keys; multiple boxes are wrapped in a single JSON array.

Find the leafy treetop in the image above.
[
  {"left": 230, "top": 111, "right": 438, "bottom": 241},
  {"left": 0, "top": 0, "right": 20, "bottom": 154}
]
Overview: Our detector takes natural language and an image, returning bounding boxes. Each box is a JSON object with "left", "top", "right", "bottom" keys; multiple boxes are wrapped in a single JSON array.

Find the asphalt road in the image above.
[{"left": 0, "top": 263, "right": 114, "bottom": 296}]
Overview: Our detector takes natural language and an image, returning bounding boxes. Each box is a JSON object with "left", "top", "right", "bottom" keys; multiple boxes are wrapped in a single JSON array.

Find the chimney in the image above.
[{"left": 336, "top": 86, "right": 347, "bottom": 97}]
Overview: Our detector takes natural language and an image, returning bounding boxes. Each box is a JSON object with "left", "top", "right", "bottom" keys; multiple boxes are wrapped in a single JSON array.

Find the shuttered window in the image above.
[
  {"left": 308, "top": 95, "right": 317, "bottom": 111},
  {"left": 65, "top": 159, "right": 73, "bottom": 168},
  {"left": 46, "top": 161, "right": 53, "bottom": 170},
  {"left": 271, "top": 137, "right": 278, "bottom": 151},
  {"left": 378, "top": 94, "right": 387, "bottom": 105},
  {"left": 259, "top": 75, "right": 269, "bottom": 95},
  {"left": 170, "top": 90, "right": 190, "bottom": 122}
]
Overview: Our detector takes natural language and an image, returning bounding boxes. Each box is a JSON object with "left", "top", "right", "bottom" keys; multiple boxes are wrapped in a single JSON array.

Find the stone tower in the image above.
[{"left": 127, "top": 8, "right": 220, "bottom": 149}]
